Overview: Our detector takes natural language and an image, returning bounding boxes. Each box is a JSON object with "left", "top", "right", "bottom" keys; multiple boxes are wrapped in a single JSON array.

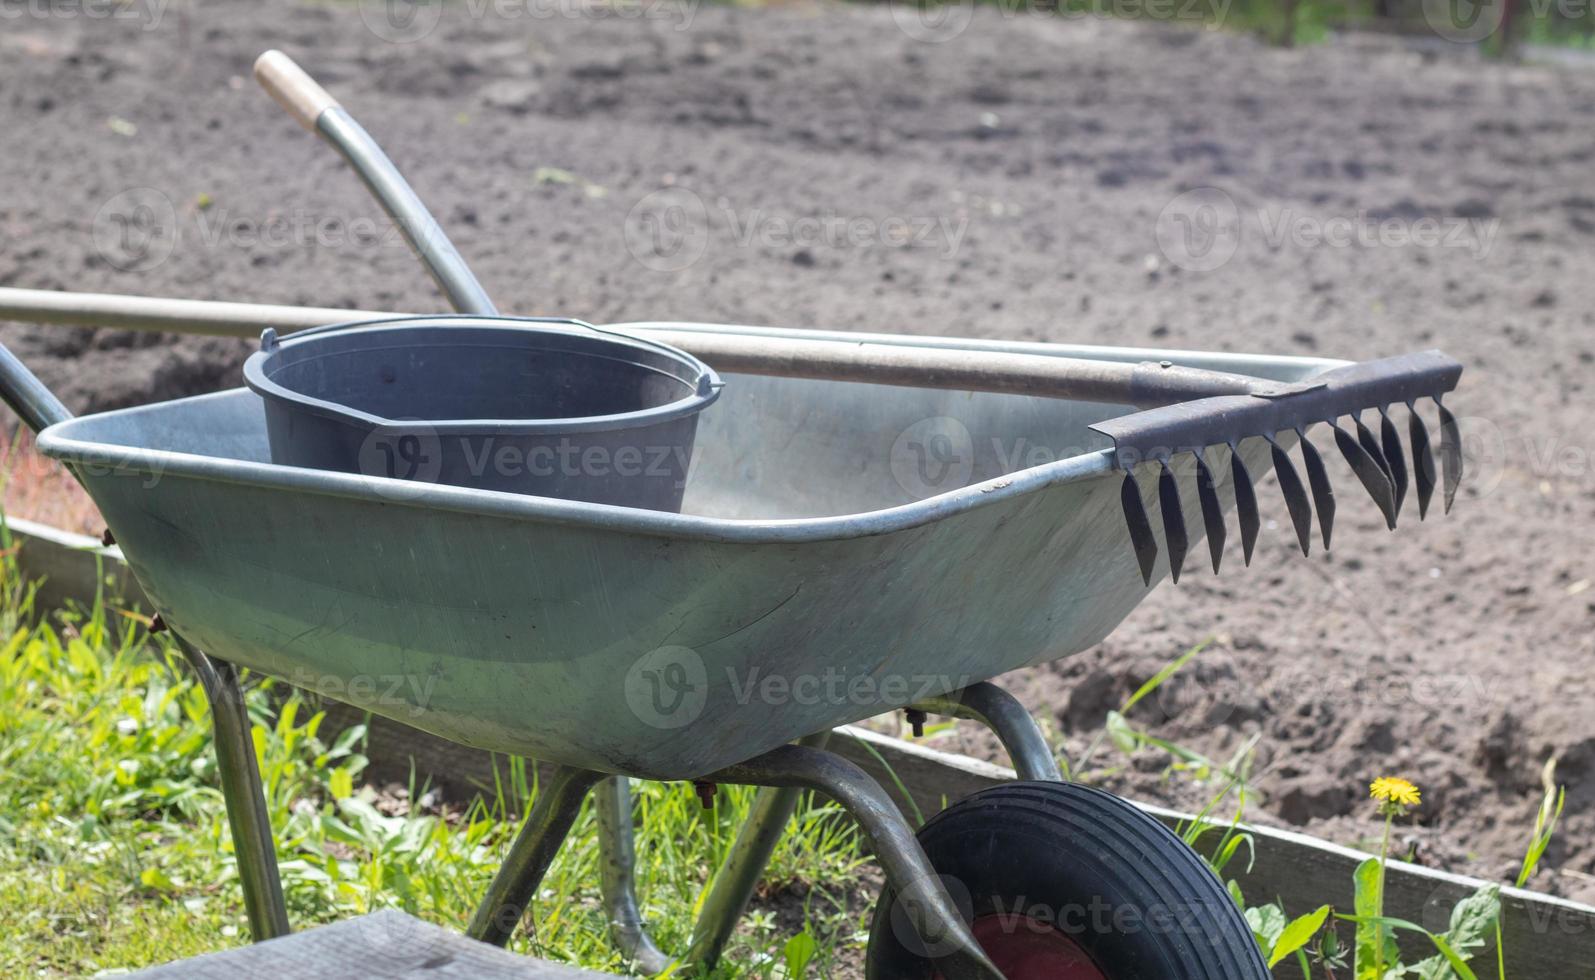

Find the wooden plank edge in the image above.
[{"left": 1, "top": 514, "right": 139, "bottom": 613}]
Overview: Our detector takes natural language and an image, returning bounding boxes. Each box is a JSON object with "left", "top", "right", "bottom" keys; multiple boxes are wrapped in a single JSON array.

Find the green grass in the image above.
[{"left": 0, "top": 539, "right": 869, "bottom": 978}]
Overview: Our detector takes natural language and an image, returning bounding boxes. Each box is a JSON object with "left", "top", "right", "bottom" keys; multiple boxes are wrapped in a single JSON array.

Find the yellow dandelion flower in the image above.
[{"left": 1370, "top": 776, "right": 1421, "bottom": 808}]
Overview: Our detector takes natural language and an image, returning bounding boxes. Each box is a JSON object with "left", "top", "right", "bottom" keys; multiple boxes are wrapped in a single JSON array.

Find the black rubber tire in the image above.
[{"left": 865, "top": 781, "right": 1270, "bottom": 979}]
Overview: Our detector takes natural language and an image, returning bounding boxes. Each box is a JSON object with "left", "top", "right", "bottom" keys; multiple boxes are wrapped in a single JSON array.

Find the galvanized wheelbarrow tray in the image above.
[
  {"left": 21, "top": 317, "right": 1451, "bottom": 780},
  {"left": 0, "top": 286, "right": 1462, "bottom": 979}
]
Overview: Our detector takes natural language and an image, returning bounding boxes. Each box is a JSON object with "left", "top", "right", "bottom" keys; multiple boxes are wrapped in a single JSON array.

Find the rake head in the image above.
[{"left": 1091, "top": 351, "right": 1463, "bottom": 586}]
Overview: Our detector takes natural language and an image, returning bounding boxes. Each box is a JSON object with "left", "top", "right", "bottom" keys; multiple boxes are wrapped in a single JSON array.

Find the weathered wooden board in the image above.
[
  {"left": 126, "top": 909, "right": 618, "bottom": 978},
  {"left": 1, "top": 515, "right": 138, "bottom": 614},
  {"left": 14, "top": 516, "right": 1595, "bottom": 978}
]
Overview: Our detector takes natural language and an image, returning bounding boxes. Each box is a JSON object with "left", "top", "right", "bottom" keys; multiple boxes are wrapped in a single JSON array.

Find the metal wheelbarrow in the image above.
[
  {"left": 0, "top": 294, "right": 1460, "bottom": 979},
  {"left": 0, "top": 51, "right": 1465, "bottom": 980}
]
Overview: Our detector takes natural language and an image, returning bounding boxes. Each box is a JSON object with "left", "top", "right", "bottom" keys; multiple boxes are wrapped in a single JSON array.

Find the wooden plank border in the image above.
[{"left": 10, "top": 514, "right": 1594, "bottom": 977}]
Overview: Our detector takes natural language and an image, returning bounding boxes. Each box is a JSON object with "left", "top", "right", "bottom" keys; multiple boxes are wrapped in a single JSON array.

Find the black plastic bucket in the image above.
[{"left": 243, "top": 316, "right": 722, "bottom": 511}]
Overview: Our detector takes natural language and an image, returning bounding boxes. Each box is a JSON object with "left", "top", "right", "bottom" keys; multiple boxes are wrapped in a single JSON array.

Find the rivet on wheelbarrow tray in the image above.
[
  {"left": 693, "top": 782, "right": 718, "bottom": 810},
  {"left": 905, "top": 708, "right": 928, "bottom": 738}
]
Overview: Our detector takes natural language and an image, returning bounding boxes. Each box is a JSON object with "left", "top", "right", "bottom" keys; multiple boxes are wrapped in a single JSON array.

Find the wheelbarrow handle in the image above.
[
  {"left": 0, "top": 341, "right": 72, "bottom": 434},
  {"left": 253, "top": 50, "right": 339, "bottom": 132},
  {"left": 252, "top": 50, "right": 498, "bottom": 317}
]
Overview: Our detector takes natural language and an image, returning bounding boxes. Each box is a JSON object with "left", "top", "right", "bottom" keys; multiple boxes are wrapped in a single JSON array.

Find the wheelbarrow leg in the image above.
[
  {"left": 705, "top": 744, "right": 1004, "bottom": 980},
  {"left": 912, "top": 681, "right": 1064, "bottom": 782},
  {"left": 683, "top": 733, "right": 832, "bottom": 971},
  {"left": 594, "top": 776, "right": 671, "bottom": 974},
  {"left": 173, "top": 637, "right": 290, "bottom": 942},
  {"left": 468, "top": 765, "right": 606, "bottom": 947}
]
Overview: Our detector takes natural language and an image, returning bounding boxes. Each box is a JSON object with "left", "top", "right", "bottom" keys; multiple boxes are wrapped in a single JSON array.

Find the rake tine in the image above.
[
  {"left": 1296, "top": 427, "right": 1336, "bottom": 551},
  {"left": 1379, "top": 407, "right": 1409, "bottom": 519},
  {"left": 1407, "top": 400, "right": 1437, "bottom": 520},
  {"left": 1355, "top": 413, "right": 1395, "bottom": 491},
  {"left": 1120, "top": 471, "right": 1159, "bottom": 587},
  {"left": 1333, "top": 421, "right": 1398, "bottom": 530},
  {"left": 1437, "top": 400, "right": 1463, "bottom": 514},
  {"left": 1157, "top": 461, "right": 1189, "bottom": 584},
  {"left": 1230, "top": 442, "right": 1261, "bottom": 566},
  {"left": 1194, "top": 451, "right": 1227, "bottom": 574},
  {"left": 1268, "top": 435, "right": 1314, "bottom": 557}
]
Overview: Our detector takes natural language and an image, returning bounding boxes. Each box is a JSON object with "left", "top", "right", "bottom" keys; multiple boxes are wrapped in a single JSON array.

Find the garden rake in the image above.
[{"left": 1091, "top": 350, "right": 1464, "bottom": 584}]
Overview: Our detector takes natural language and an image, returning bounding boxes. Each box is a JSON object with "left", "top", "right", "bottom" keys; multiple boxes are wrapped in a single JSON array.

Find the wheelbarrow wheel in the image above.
[{"left": 864, "top": 781, "right": 1270, "bottom": 980}]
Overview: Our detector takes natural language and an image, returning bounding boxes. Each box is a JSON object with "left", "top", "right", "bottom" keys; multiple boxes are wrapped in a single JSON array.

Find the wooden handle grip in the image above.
[{"left": 253, "top": 50, "right": 339, "bottom": 131}]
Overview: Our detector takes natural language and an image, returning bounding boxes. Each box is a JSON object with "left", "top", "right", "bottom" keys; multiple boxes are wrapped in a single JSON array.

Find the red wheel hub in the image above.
[{"left": 932, "top": 913, "right": 1108, "bottom": 980}]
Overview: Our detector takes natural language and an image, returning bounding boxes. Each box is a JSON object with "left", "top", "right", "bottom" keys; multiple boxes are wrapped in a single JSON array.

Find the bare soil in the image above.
[{"left": 2, "top": 0, "right": 1593, "bottom": 906}]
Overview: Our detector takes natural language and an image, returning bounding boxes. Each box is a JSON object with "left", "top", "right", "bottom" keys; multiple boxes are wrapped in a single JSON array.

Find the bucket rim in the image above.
[{"left": 242, "top": 314, "right": 724, "bottom": 434}]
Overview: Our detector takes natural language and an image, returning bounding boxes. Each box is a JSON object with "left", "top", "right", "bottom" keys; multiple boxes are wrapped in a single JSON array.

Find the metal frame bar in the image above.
[
  {"left": 594, "top": 777, "right": 671, "bottom": 974},
  {"left": 173, "top": 637, "right": 291, "bottom": 941},
  {"left": 612, "top": 689, "right": 1061, "bottom": 974},
  {"left": 683, "top": 783, "right": 805, "bottom": 969},
  {"left": 703, "top": 744, "right": 1004, "bottom": 980},
  {"left": 468, "top": 765, "right": 608, "bottom": 947},
  {"left": 315, "top": 108, "right": 499, "bottom": 316},
  {"left": 912, "top": 681, "right": 1064, "bottom": 783},
  {"left": 454, "top": 733, "right": 1016, "bottom": 976},
  {"left": 682, "top": 732, "right": 831, "bottom": 970}
]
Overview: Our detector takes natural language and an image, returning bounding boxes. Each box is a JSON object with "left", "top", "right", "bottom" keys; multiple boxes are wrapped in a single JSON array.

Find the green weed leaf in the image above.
[{"left": 1269, "top": 904, "right": 1330, "bottom": 967}]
